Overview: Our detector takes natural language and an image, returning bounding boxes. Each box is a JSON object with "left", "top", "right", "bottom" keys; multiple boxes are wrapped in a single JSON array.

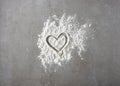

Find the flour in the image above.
[{"left": 37, "top": 14, "right": 92, "bottom": 71}]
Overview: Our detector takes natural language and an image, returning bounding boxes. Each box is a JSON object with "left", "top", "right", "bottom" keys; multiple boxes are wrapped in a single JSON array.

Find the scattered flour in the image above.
[{"left": 37, "top": 14, "right": 92, "bottom": 71}]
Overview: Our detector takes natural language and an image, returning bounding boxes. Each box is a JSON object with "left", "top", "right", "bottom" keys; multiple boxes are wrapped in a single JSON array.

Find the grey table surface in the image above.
[{"left": 0, "top": 0, "right": 120, "bottom": 86}]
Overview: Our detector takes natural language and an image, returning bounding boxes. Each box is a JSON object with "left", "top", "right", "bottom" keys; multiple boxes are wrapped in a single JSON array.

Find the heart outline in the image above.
[{"left": 46, "top": 32, "right": 69, "bottom": 53}]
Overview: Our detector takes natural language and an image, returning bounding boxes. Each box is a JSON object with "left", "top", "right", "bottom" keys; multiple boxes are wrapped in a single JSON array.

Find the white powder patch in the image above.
[{"left": 37, "top": 14, "right": 92, "bottom": 71}]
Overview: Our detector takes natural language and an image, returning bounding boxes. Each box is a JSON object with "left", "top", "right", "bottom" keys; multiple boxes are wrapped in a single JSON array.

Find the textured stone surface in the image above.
[{"left": 0, "top": 0, "right": 120, "bottom": 86}]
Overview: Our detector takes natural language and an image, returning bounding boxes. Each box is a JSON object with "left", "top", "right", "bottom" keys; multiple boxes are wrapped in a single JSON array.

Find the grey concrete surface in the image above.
[{"left": 0, "top": 0, "right": 120, "bottom": 86}]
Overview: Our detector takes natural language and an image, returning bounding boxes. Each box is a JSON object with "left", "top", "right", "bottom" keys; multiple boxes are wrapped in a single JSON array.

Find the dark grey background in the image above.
[{"left": 0, "top": 0, "right": 120, "bottom": 86}]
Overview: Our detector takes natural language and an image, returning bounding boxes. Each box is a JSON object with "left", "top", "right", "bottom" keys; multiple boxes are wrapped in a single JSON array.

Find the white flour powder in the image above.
[{"left": 37, "top": 14, "right": 92, "bottom": 71}]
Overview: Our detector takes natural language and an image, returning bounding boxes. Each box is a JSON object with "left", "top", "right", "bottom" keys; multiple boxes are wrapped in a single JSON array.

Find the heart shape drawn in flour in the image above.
[{"left": 46, "top": 32, "right": 69, "bottom": 53}]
